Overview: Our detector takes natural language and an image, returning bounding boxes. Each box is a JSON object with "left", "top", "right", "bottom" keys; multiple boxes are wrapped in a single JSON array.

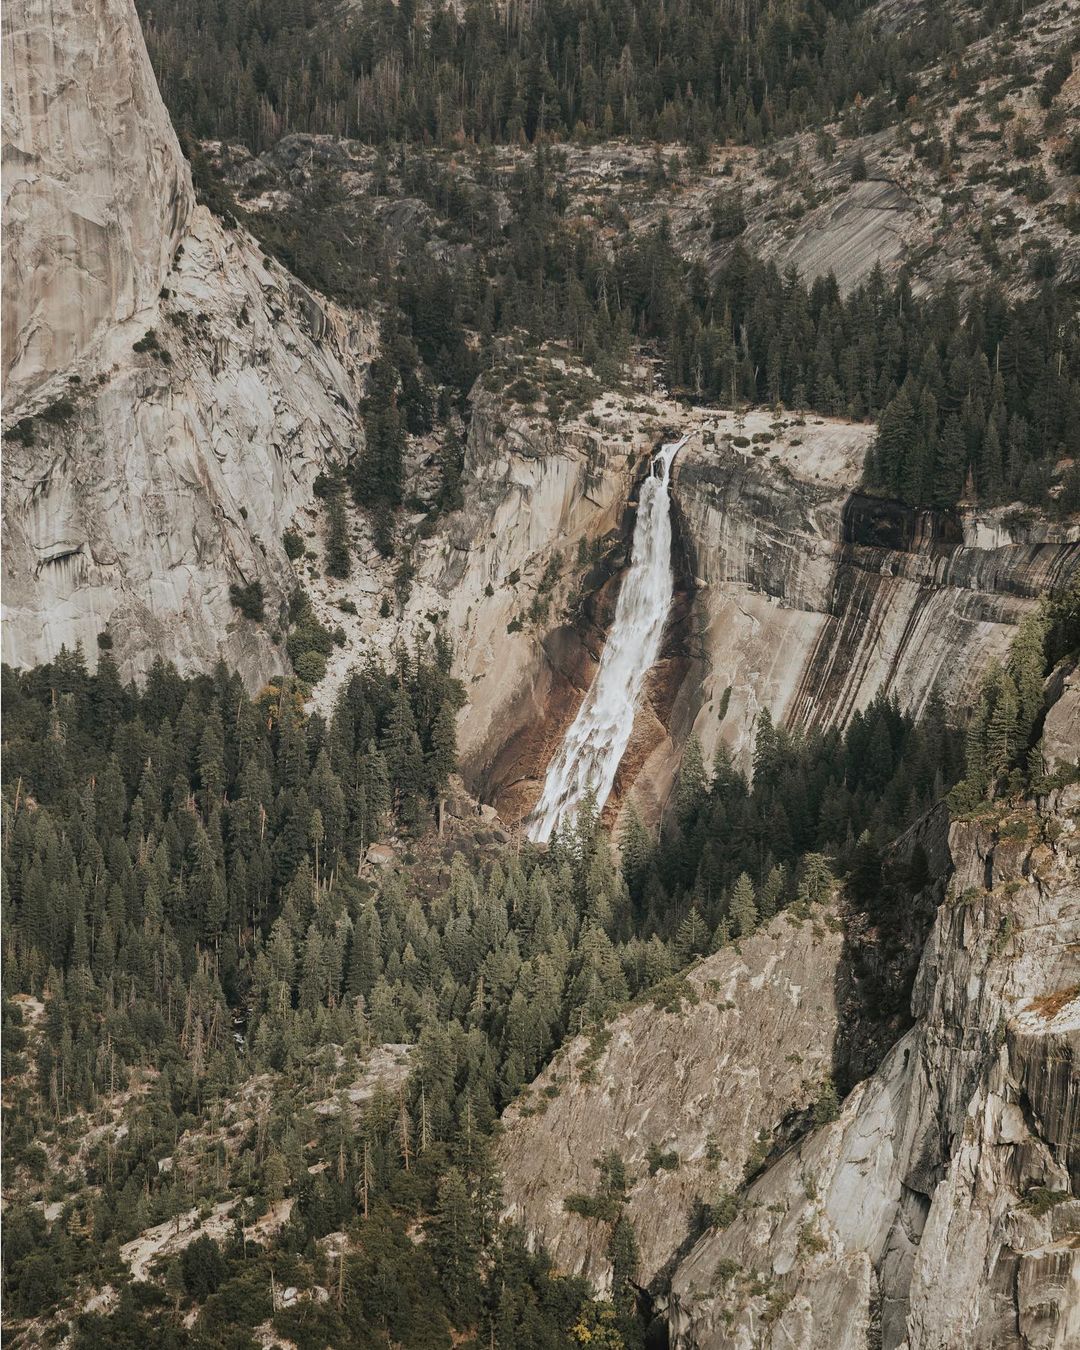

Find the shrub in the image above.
[
  {"left": 181, "top": 1235, "right": 227, "bottom": 1301},
  {"left": 40, "top": 398, "right": 75, "bottom": 424},
  {"left": 229, "top": 581, "right": 265, "bottom": 622},
  {"left": 710, "top": 189, "right": 747, "bottom": 239},
  {"left": 707, "top": 1192, "right": 740, "bottom": 1228},
  {"left": 282, "top": 529, "right": 305, "bottom": 560},
  {"left": 646, "top": 1143, "right": 679, "bottom": 1175},
  {"left": 7, "top": 418, "right": 35, "bottom": 445},
  {"left": 564, "top": 1192, "right": 620, "bottom": 1222},
  {"left": 293, "top": 650, "right": 328, "bottom": 684},
  {"left": 1023, "top": 1187, "right": 1070, "bottom": 1217}
]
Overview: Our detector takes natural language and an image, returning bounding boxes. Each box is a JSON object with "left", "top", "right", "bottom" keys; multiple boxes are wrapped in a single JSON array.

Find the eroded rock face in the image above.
[
  {"left": 669, "top": 786, "right": 1080, "bottom": 1350},
  {"left": 496, "top": 905, "right": 846, "bottom": 1292},
  {"left": 2, "top": 0, "right": 192, "bottom": 404},
  {"left": 1042, "top": 665, "right": 1080, "bottom": 777},
  {"left": 672, "top": 433, "right": 1080, "bottom": 772},
  {"left": 1, "top": 0, "right": 374, "bottom": 686}
]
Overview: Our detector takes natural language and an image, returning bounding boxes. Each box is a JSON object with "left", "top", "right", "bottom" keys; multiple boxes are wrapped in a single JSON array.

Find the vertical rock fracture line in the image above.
[{"left": 527, "top": 434, "right": 689, "bottom": 842}]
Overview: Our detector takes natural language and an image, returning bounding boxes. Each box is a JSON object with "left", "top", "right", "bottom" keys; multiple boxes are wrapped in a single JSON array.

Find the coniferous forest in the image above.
[
  {"left": 139, "top": 0, "right": 1011, "bottom": 152},
  {"left": 185, "top": 133, "right": 1080, "bottom": 524},
  {"left": 3, "top": 0, "right": 1079, "bottom": 1341},
  {"left": 3, "top": 583, "right": 1076, "bottom": 1345}
]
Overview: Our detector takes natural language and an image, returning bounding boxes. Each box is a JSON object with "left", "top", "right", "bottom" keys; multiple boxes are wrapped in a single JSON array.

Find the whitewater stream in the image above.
[{"left": 526, "top": 434, "right": 690, "bottom": 843}]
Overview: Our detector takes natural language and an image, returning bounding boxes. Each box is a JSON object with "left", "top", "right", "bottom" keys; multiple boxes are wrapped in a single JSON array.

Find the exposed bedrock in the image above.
[
  {"left": 441, "top": 407, "right": 1076, "bottom": 827},
  {"left": 495, "top": 902, "right": 848, "bottom": 1295},
  {"left": 669, "top": 771, "right": 1080, "bottom": 1350},
  {"left": 408, "top": 394, "right": 680, "bottom": 820},
  {"left": 493, "top": 790, "right": 954, "bottom": 1300},
  {"left": 2, "top": 0, "right": 192, "bottom": 406},
  {"left": 1, "top": 0, "right": 375, "bottom": 687},
  {"left": 495, "top": 685, "right": 1080, "bottom": 1348},
  {"left": 670, "top": 436, "right": 1080, "bottom": 774}
]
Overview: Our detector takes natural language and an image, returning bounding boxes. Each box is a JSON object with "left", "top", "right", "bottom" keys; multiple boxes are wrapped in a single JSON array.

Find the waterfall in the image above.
[{"left": 526, "top": 434, "right": 689, "bottom": 843}]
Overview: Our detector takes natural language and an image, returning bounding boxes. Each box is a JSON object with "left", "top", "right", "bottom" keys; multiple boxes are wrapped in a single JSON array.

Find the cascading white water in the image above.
[{"left": 527, "top": 433, "right": 690, "bottom": 843}]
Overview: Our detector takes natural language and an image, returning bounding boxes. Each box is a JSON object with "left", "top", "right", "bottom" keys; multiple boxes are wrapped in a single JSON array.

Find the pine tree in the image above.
[
  {"left": 429, "top": 1166, "right": 480, "bottom": 1325},
  {"left": 619, "top": 803, "right": 652, "bottom": 903},
  {"left": 325, "top": 491, "right": 351, "bottom": 579},
  {"left": 758, "top": 864, "right": 786, "bottom": 920},
  {"left": 986, "top": 671, "right": 1021, "bottom": 775},
  {"left": 428, "top": 700, "right": 458, "bottom": 798},
  {"left": 730, "top": 872, "right": 758, "bottom": 938},
  {"left": 674, "top": 908, "right": 708, "bottom": 965},
  {"left": 675, "top": 734, "right": 708, "bottom": 827}
]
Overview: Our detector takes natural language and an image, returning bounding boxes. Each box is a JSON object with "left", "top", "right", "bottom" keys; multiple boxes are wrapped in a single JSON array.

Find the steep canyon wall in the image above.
[
  {"left": 668, "top": 427, "right": 1079, "bottom": 777},
  {"left": 1, "top": 0, "right": 375, "bottom": 687}
]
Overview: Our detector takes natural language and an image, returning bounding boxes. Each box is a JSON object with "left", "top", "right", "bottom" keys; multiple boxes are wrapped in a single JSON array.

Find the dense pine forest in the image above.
[
  {"left": 3, "top": 581, "right": 1076, "bottom": 1344},
  {"left": 137, "top": 0, "right": 1026, "bottom": 152}
]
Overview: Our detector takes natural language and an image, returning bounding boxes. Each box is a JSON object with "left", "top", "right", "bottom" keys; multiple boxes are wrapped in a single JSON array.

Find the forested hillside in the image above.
[
  {"left": 218, "top": 141, "right": 1080, "bottom": 525},
  {"left": 3, "top": 580, "right": 1076, "bottom": 1344},
  {"left": 138, "top": 0, "right": 979, "bottom": 151}
]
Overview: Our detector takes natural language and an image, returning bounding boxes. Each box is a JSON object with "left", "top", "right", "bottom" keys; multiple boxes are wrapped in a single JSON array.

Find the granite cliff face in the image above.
[
  {"left": 669, "top": 768, "right": 1080, "bottom": 1349},
  {"left": 409, "top": 389, "right": 640, "bottom": 809},
  {"left": 668, "top": 429, "right": 1079, "bottom": 773},
  {"left": 494, "top": 798, "right": 954, "bottom": 1300},
  {"left": 496, "top": 906, "right": 847, "bottom": 1293},
  {"left": 1, "top": 0, "right": 374, "bottom": 686},
  {"left": 410, "top": 400, "right": 1076, "bottom": 822},
  {"left": 497, "top": 679, "right": 1080, "bottom": 1348},
  {"left": 2, "top": 0, "right": 192, "bottom": 405}
]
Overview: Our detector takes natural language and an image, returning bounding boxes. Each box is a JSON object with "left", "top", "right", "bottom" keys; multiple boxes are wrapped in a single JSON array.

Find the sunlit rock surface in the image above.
[
  {"left": 669, "top": 778, "right": 1080, "bottom": 1349},
  {"left": 1, "top": 0, "right": 374, "bottom": 686},
  {"left": 672, "top": 431, "right": 1079, "bottom": 772},
  {"left": 496, "top": 905, "right": 847, "bottom": 1292}
]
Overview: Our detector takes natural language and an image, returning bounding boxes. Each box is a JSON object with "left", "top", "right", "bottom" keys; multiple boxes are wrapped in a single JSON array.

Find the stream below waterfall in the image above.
[{"left": 526, "top": 433, "right": 689, "bottom": 842}]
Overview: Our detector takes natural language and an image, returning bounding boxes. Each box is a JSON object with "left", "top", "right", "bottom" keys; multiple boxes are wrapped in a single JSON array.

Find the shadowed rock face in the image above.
[{"left": 1, "top": 0, "right": 375, "bottom": 687}]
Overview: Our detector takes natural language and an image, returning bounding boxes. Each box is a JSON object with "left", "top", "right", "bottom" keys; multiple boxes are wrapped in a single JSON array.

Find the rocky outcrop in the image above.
[
  {"left": 669, "top": 777, "right": 1080, "bottom": 1350},
  {"left": 1042, "top": 663, "right": 1080, "bottom": 777},
  {"left": 748, "top": 173, "right": 927, "bottom": 296},
  {"left": 2, "top": 0, "right": 192, "bottom": 405},
  {"left": 671, "top": 425, "right": 1080, "bottom": 772},
  {"left": 496, "top": 904, "right": 847, "bottom": 1292},
  {"left": 495, "top": 678, "right": 1079, "bottom": 1345},
  {"left": 1, "top": 0, "right": 374, "bottom": 686},
  {"left": 414, "top": 397, "right": 1075, "bottom": 822}
]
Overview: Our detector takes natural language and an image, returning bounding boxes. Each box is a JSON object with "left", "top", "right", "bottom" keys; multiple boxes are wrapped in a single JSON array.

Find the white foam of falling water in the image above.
[{"left": 527, "top": 433, "right": 690, "bottom": 843}]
